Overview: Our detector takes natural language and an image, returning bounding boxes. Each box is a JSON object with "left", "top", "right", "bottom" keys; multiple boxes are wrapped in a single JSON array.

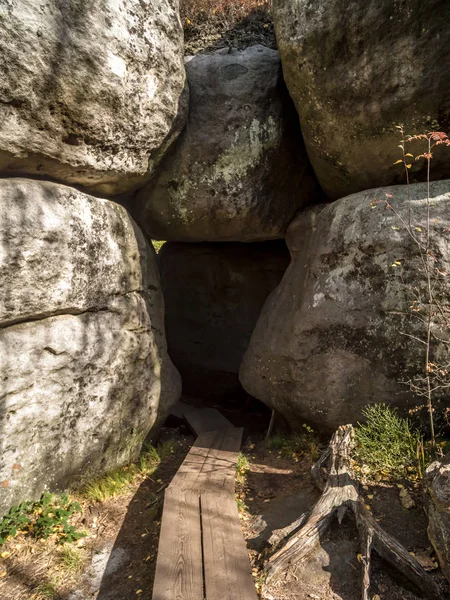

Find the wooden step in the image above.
[
  {"left": 170, "top": 402, "right": 235, "bottom": 436},
  {"left": 168, "top": 427, "right": 243, "bottom": 493},
  {"left": 152, "top": 488, "right": 203, "bottom": 600},
  {"left": 153, "top": 405, "right": 254, "bottom": 600},
  {"left": 201, "top": 491, "right": 258, "bottom": 600}
]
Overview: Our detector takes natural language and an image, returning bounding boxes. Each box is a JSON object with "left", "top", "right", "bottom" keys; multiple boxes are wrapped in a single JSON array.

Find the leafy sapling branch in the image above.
[
  {"left": 0, "top": 492, "right": 86, "bottom": 546},
  {"left": 372, "top": 128, "right": 450, "bottom": 448}
]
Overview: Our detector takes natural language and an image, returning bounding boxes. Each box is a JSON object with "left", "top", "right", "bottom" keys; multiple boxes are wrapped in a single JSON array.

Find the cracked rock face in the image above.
[
  {"left": 0, "top": 0, "right": 187, "bottom": 196},
  {"left": 133, "top": 45, "right": 316, "bottom": 242},
  {"left": 240, "top": 180, "right": 450, "bottom": 431},
  {"left": 0, "top": 179, "right": 181, "bottom": 514},
  {"left": 272, "top": 0, "right": 450, "bottom": 199},
  {"left": 425, "top": 452, "right": 450, "bottom": 582}
]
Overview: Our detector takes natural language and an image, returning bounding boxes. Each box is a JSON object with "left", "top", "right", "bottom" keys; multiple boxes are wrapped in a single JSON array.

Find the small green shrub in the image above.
[
  {"left": 268, "top": 425, "right": 319, "bottom": 460},
  {"left": 235, "top": 494, "right": 247, "bottom": 514},
  {"left": 32, "top": 580, "right": 59, "bottom": 599},
  {"left": 0, "top": 492, "right": 85, "bottom": 546},
  {"left": 236, "top": 452, "right": 249, "bottom": 484},
  {"left": 57, "top": 545, "right": 85, "bottom": 572},
  {"left": 80, "top": 441, "right": 174, "bottom": 502},
  {"left": 354, "top": 404, "right": 421, "bottom": 478}
]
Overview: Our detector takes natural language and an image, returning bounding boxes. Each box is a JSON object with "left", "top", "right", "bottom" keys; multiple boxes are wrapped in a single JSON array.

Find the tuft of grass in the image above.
[
  {"left": 31, "top": 580, "right": 59, "bottom": 600},
  {"left": 235, "top": 494, "right": 247, "bottom": 514},
  {"left": 267, "top": 425, "right": 319, "bottom": 461},
  {"left": 57, "top": 546, "right": 85, "bottom": 573},
  {"left": 80, "top": 441, "right": 175, "bottom": 502},
  {"left": 354, "top": 404, "right": 421, "bottom": 479},
  {"left": 236, "top": 452, "right": 249, "bottom": 484}
]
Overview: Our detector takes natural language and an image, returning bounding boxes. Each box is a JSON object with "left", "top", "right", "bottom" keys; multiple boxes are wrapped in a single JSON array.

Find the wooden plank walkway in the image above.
[{"left": 152, "top": 404, "right": 257, "bottom": 600}]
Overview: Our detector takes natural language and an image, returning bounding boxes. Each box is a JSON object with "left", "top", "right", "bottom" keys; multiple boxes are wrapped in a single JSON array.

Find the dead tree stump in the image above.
[{"left": 265, "top": 424, "right": 445, "bottom": 600}]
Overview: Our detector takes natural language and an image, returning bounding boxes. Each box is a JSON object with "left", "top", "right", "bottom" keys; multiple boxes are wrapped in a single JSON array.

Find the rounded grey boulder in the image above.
[
  {"left": 134, "top": 45, "right": 317, "bottom": 242},
  {"left": 0, "top": 0, "right": 187, "bottom": 196},
  {"left": 425, "top": 452, "right": 450, "bottom": 582},
  {"left": 273, "top": 0, "right": 450, "bottom": 199},
  {"left": 0, "top": 179, "right": 181, "bottom": 514},
  {"left": 240, "top": 180, "right": 450, "bottom": 431}
]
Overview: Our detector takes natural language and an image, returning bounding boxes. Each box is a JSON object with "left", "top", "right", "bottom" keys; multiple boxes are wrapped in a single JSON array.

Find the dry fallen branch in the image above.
[{"left": 265, "top": 425, "right": 445, "bottom": 600}]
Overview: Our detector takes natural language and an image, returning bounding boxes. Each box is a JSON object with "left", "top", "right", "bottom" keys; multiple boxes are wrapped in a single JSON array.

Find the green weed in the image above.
[
  {"left": 31, "top": 580, "right": 59, "bottom": 600},
  {"left": 57, "top": 546, "right": 85, "bottom": 573},
  {"left": 235, "top": 494, "right": 247, "bottom": 514},
  {"left": 80, "top": 441, "right": 174, "bottom": 502},
  {"left": 0, "top": 492, "right": 85, "bottom": 546},
  {"left": 354, "top": 404, "right": 421, "bottom": 479},
  {"left": 236, "top": 452, "right": 249, "bottom": 484},
  {"left": 267, "top": 425, "right": 319, "bottom": 461}
]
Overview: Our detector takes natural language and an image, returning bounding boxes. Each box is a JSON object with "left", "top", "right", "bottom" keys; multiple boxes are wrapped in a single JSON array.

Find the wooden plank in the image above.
[
  {"left": 168, "top": 430, "right": 224, "bottom": 492},
  {"left": 198, "top": 407, "right": 235, "bottom": 431},
  {"left": 201, "top": 491, "right": 258, "bottom": 600},
  {"left": 198, "top": 427, "right": 243, "bottom": 493},
  {"left": 170, "top": 427, "right": 242, "bottom": 493},
  {"left": 152, "top": 488, "right": 203, "bottom": 600},
  {"left": 182, "top": 406, "right": 234, "bottom": 437},
  {"left": 170, "top": 402, "right": 235, "bottom": 436}
]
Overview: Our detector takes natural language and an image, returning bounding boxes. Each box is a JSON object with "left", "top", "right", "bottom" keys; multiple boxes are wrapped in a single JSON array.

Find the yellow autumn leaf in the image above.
[
  {"left": 405, "top": 153, "right": 414, "bottom": 157},
  {"left": 393, "top": 160, "right": 403, "bottom": 165},
  {"left": 391, "top": 226, "right": 400, "bottom": 230},
  {"left": 136, "top": 590, "right": 143, "bottom": 595},
  {"left": 0, "top": 552, "right": 10, "bottom": 559},
  {"left": 0, "top": 571, "right": 7, "bottom": 578},
  {"left": 406, "top": 164, "right": 412, "bottom": 169},
  {"left": 415, "top": 227, "right": 422, "bottom": 232}
]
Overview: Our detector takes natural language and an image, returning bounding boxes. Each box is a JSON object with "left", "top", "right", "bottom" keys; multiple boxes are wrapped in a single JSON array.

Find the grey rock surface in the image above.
[
  {"left": 425, "top": 452, "right": 450, "bottom": 582},
  {"left": 134, "top": 45, "right": 316, "bottom": 242},
  {"left": 0, "top": 0, "right": 187, "bottom": 196},
  {"left": 272, "top": 0, "right": 450, "bottom": 199},
  {"left": 0, "top": 179, "right": 181, "bottom": 514},
  {"left": 159, "top": 240, "right": 289, "bottom": 398},
  {"left": 240, "top": 180, "right": 450, "bottom": 431}
]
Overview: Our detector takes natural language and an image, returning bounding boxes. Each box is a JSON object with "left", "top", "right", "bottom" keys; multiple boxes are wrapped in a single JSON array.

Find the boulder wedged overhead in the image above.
[
  {"left": 134, "top": 45, "right": 316, "bottom": 242},
  {"left": 0, "top": 179, "right": 181, "bottom": 514},
  {"left": 0, "top": 0, "right": 187, "bottom": 196},
  {"left": 272, "top": 0, "right": 450, "bottom": 199},
  {"left": 240, "top": 180, "right": 450, "bottom": 431}
]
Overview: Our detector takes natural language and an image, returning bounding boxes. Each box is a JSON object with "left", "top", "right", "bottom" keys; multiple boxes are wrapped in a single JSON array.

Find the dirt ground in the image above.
[
  {"left": 0, "top": 429, "right": 194, "bottom": 600},
  {"left": 238, "top": 437, "right": 447, "bottom": 600},
  {"left": 0, "top": 402, "right": 448, "bottom": 600}
]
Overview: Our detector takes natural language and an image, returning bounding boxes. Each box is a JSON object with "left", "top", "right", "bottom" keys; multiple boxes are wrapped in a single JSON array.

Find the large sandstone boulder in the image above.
[
  {"left": 159, "top": 241, "right": 290, "bottom": 398},
  {"left": 0, "top": 0, "right": 187, "bottom": 196},
  {"left": 272, "top": 0, "right": 450, "bottom": 200},
  {"left": 134, "top": 45, "right": 316, "bottom": 242},
  {"left": 240, "top": 180, "right": 450, "bottom": 431},
  {"left": 0, "top": 179, "right": 181, "bottom": 514},
  {"left": 425, "top": 452, "right": 450, "bottom": 582}
]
